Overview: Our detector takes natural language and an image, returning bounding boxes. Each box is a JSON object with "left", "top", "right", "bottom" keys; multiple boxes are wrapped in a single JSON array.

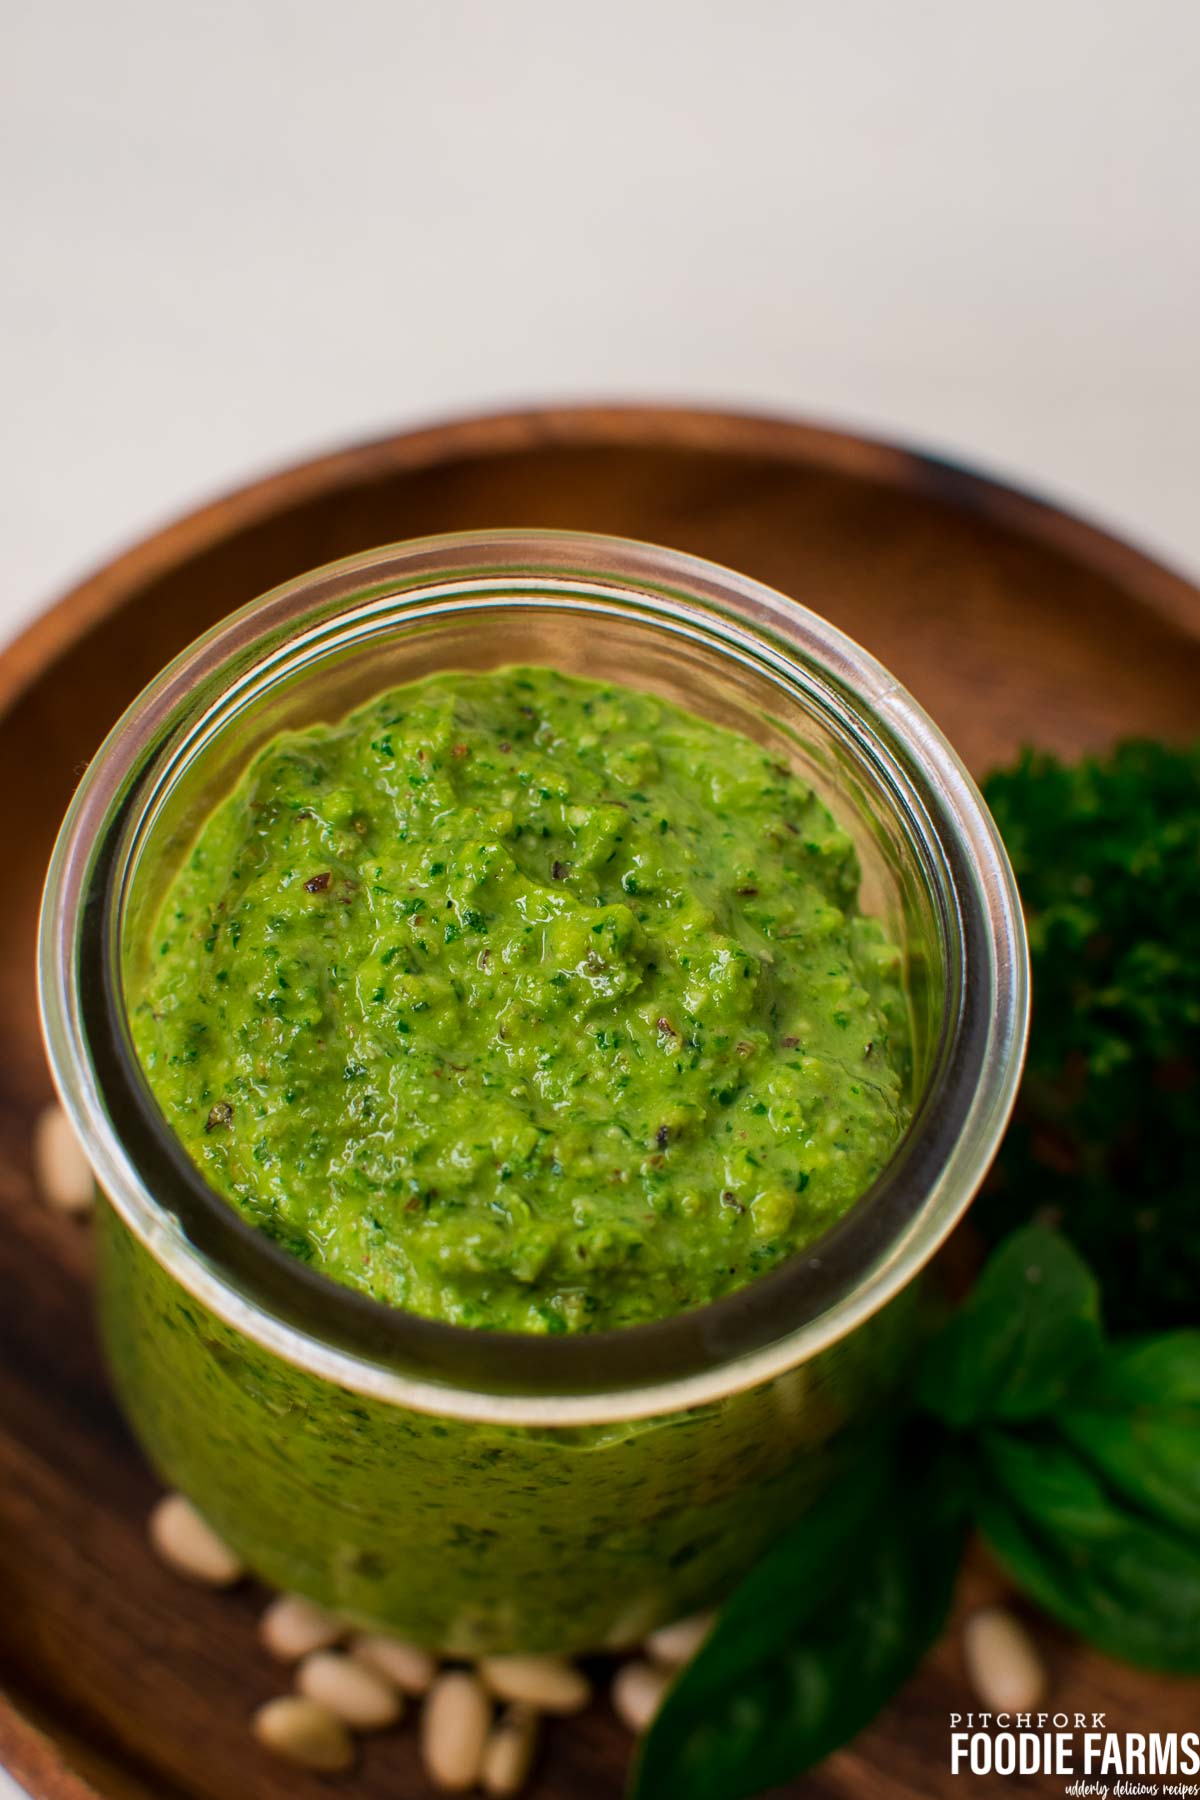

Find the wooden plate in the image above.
[{"left": 1, "top": 406, "right": 1196, "bottom": 1800}]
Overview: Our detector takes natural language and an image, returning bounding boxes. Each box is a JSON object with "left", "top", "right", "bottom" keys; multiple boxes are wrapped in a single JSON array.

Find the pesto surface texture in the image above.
[{"left": 133, "top": 667, "right": 909, "bottom": 1333}]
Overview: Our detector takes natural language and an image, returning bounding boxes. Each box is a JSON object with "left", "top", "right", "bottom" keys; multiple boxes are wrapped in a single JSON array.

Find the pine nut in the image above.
[
  {"left": 351, "top": 1630, "right": 438, "bottom": 1695},
  {"left": 34, "top": 1104, "right": 93, "bottom": 1214},
  {"left": 612, "top": 1659, "right": 671, "bottom": 1734},
  {"left": 253, "top": 1694, "right": 355, "bottom": 1772},
  {"left": 295, "top": 1648, "right": 403, "bottom": 1731},
  {"left": 481, "top": 1703, "right": 540, "bottom": 1797},
  {"left": 963, "top": 1606, "right": 1047, "bottom": 1712},
  {"left": 421, "top": 1670, "right": 492, "bottom": 1791},
  {"left": 147, "top": 1493, "right": 243, "bottom": 1586},
  {"left": 645, "top": 1611, "right": 715, "bottom": 1667},
  {"left": 478, "top": 1654, "right": 591, "bottom": 1715},
  {"left": 260, "top": 1593, "right": 343, "bottom": 1661}
]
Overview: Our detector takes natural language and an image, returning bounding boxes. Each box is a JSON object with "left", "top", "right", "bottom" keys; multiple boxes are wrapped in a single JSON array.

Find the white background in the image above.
[{"left": 3, "top": 0, "right": 1198, "bottom": 646}]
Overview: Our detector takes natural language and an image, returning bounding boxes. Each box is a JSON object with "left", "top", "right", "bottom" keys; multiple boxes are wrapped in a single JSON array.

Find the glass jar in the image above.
[{"left": 39, "top": 531, "right": 1027, "bottom": 1654}]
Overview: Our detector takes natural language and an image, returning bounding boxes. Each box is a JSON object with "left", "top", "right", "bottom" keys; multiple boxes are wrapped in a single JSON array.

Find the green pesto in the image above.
[
  {"left": 132, "top": 667, "right": 909, "bottom": 1333},
  {"left": 98, "top": 1200, "right": 921, "bottom": 1653}
]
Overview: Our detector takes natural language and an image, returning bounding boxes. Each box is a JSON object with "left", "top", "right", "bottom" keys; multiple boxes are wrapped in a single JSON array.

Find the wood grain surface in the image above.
[{"left": 1, "top": 406, "right": 1197, "bottom": 1800}]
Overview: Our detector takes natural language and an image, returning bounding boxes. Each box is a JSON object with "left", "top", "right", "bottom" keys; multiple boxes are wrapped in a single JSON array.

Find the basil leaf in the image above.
[
  {"left": 629, "top": 1435, "right": 968, "bottom": 1800},
  {"left": 1057, "top": 1332, "right": 1200, "bottom": 1538},
  {"left": 918, "top": 1224, "right": 1102, "bottom": 1428},
  {"left": 976, "top": 1427, "right": 1200, "bottom": 1673}
]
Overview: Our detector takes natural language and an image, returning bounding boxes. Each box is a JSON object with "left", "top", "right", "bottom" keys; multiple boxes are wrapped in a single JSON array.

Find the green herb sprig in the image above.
[
  {"left": 980, "top": 740, "right": 1200, "bottom": 1330},
  {"left": 922, "top": 1227, "right": 1200, "bottom": 1673},
  {"left": 630, "top": 1226, "right": 1200, "bottom": 1800}
]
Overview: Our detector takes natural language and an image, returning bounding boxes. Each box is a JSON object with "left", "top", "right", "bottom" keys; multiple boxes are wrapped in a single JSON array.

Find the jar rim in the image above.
[{"left": 39, "top": 530, "right": 1029, "bottom": 1425}]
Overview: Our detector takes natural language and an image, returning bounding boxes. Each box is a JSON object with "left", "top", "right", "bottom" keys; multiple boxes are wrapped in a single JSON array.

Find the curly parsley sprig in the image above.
[{"left": 980, "top": 740, "right": 1200, "bottom": 1330}]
